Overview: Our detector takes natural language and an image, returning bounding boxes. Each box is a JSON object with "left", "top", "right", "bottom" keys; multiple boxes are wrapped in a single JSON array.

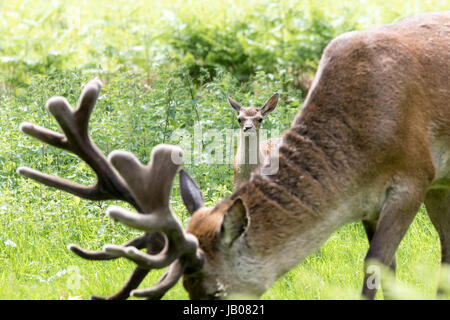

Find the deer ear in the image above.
[
  {"left": 260, "top": 93, "right": 279, "bottom": 116},
  {"left": 221, "top": 197, "right": 249, "bottom": 246},
  {"left": 227, "top": 97, "right": 242, "bottom": 113},
  {"left": 179, "top": 169, "right": 204, "bottom": 215}
]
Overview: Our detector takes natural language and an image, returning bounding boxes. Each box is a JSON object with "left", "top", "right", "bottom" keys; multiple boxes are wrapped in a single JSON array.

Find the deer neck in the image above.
[
  {"left": 237, "top": 130, "right": 262, "bottom": 165},
  {"left": 228, "top": 119, "right": 357, "bottom": 289},
  {"left": 234, "top": 130, "right": 262, "bottom": 187}
]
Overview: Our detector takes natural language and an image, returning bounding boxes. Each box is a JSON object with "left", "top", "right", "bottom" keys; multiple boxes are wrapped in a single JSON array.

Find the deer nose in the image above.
[{"left": 244, "top": 126, "right": 253, "bottom": 132}]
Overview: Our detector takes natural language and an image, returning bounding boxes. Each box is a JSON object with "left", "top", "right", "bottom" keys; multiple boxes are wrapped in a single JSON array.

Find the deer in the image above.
[
  {"left": 17, "top": 11, "right": 450, "bottom": 300},
  {"left": 228, "top": 94, "right": 282, "bottom": 188}
]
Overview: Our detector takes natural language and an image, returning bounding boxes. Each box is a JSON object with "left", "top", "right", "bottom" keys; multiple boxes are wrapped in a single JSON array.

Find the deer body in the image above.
[{"left": 182, "top": 12, "right": 450, "bottom": 299}]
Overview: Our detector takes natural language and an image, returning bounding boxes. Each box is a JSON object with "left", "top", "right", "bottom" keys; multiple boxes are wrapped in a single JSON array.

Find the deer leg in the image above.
[
  {"left": 362, "top": 219, "right": 397, "bottom": 296},
  {"left": 361, "top": 179, "right": 427, "bottom": 299},
  {"left": 424, "top": 189, "right": 450, "bottom": 296}
]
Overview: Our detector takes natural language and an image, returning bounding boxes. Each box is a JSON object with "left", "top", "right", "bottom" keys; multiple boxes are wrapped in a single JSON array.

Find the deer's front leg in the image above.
[
  {"left": 361, "top": 177, "right": 428, "bottom": 300},
  {"left": 362, "top": 219, "right": 397, "bottom": 298}
]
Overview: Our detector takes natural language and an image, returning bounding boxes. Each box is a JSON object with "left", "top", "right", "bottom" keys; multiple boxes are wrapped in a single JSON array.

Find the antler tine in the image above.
[
  {"left": 18, "top": 79, "right": 136, "bottom": 205},
  {"left": 68, "top": 234, "right": 147, "bottom": 260},
  {"left": 131, "top": 261, "right": 184, "bottom": 299},
  {"left": 100, "top": 145, "right": 204, "bottom": 298},
  {"left": 74, "top": 79, "right": 101, "bottom": 134},
  {"left": 91, "top": 267, "right": 150, "bottom": 300},
  {"left": 45, "top": 80, "right": 99, "bottom": 143},
  {"left": 102, "top": 207, "right": 198, "bottom": 269},
  {"left": 108, "top": 144, "right": 183, "bottom": 211},
  {"left": 19, "top": 122, "right": 68, "bottom": 150}
]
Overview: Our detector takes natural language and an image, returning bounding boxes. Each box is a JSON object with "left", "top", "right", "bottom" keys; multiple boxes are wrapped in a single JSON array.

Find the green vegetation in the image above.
[{"left": 1, "top": 0, "right": 449, "bottom": 299}]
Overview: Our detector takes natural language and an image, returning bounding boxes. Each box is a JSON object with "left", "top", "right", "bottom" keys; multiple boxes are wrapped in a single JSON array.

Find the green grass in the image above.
[{"left": 1, "top": 0, "right": 450, "bottom": 300}]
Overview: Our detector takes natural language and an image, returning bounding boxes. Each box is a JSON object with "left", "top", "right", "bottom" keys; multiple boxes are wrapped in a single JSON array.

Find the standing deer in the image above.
[
  {"left": 228, "top": 94, "right": 282, "bottom": 188},
  {"left": 18, "top": 11, "right": 450, "bottom": 300}
]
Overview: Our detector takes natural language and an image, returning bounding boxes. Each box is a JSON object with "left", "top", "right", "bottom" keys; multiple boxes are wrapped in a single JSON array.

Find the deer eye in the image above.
[
  {"left": 257, "top": 118, "right": 263, "bottom": 123},
  {"left": 238, "top": 118, "right": 242, "bottom": 123}
]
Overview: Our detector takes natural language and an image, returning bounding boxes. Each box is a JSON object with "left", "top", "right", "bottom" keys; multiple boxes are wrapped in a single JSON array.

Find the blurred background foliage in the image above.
[{"left": 1, "top": 0, "right": 448, "bottom": 88}]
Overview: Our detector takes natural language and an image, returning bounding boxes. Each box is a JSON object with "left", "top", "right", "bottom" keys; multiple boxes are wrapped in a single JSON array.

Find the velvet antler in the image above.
[{"left": 17, "top": 80, "right": 203, "bottom": 299}]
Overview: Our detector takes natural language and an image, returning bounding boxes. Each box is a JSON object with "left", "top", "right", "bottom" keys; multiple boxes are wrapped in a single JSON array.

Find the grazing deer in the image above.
[
  {"left": 228, "top": 94, "right": 282, "bottom": 188},
  {"left": 18, "top": 11, "right": 450, "bottom": 300}
]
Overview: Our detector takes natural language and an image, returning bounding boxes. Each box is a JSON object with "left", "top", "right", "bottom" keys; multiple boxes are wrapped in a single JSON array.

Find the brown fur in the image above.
[{"left": 184, "top": 12, "right": 450, "bottom": 299}]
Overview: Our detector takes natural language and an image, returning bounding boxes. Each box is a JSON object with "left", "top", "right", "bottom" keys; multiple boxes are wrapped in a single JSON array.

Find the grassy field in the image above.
[{"left": 1, "top": 0, "right": 450, "bottom": 300}]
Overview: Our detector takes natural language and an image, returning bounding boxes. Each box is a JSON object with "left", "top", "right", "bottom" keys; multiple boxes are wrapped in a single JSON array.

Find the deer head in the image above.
[
  {"left": 180, "top": 167, "right": 313, "bottom": 300},
  {"left": 180, "top": 170, "right": 259, "bottom": 299},
  {"left": 228, "top": 93, "right": 278, "bottom": 135}
]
